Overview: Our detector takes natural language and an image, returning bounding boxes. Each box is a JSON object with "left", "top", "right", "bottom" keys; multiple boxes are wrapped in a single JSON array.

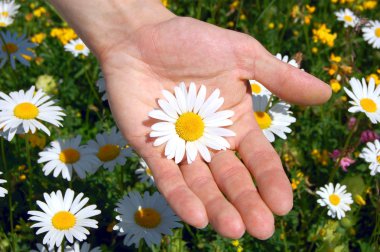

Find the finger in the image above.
[
  {"left": 180, "top": 160, "right": 245, "bottom": 239},
  {"left": 209, "top": 150, "right": 275, "bottom": 240},
  {"left": 238, "top": 128, "right": 293, "bottom": 216},
  {"left": 145, "top": 156, "right": 208, "bottom": 228},
  {"left": 248, "top": 40, "right": 331, "bottom": 105}
]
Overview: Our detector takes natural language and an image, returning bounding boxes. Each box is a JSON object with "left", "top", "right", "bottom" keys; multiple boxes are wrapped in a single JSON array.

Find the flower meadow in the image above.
[{"left": 0, "top": 0, "right": 379, "bottom": 251}]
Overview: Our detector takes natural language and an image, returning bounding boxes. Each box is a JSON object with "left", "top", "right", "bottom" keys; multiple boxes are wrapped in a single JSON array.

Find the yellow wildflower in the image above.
[
  {"left": 328, "top": 64, "right": 339, "bottom": 76},
  {"left": 268, "top": 22, "right": 275, "bottom": 29},
  {"left": 230, "top": 0, "right": 239, "bottom": 10},
  {"left": 354, "top": 195, "right": 366, "bottom": 206},
  {"left": 312, "top": 24, "right": 337, "bottom": 47},
  {"left": 227, "top": 21, "right": 234, "bottom": 28},
  {"left": 341, "top": 96, "right": 347, "bottom": 102},
  {"left": 18, "top": 165, "right": 26, "bottom": 171},
  {"left": 330, "top": 53, "right": 341, "bottom": 63},
  {"left": 341, "top": 65, "right": 352, "bottom": 75},
  {"left": 366, "top": 74, "right": 380, "bottom": 85},
  {"left": 33, "top": 7, "right": 47, "bottom": 18},
  {"left": 19, "top": 174, "right": 26, "bottom": 181},
  {"left": 362, "top": 1, "right": 377, "bottom": 9},
  {"left": 291, "top": 5, "right": 300, "bottom": 19},
  {"left": 278, "top": 23, "right": 284, "bottom": 29},
  {"left": 161, "top": 0, "right": 168, "bottom": 7},
  {"left": 330, "top": 79, "right": 341, "bottom": 93},
  {"left": 237, "top": 246, "right": 243, "bottom": 252},
  {"left": 240, "top": 14, "right": 247, "bottom": 21},
  {"left": 304, "top": 15, "right": 312, "bottom": 25},
  {"left": 306, "top": 5, "right": 316, "bottom": 14},
  {"left": 50, "top": 27, "right": 78, "bottom": 45},
  {"left": 311, "top": 47, "right": 318, "bottom": 54},
  {"left": 25, "top": 13, "right": 33, "bottom": 22},
  {"left": 31, "top": 33, "right": 46, "bottom": 44},
  {"left": 231, "top": 240, "right": 240, "bottom": 247}
]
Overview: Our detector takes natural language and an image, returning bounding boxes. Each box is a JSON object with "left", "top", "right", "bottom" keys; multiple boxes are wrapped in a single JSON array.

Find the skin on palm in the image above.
[{"left": 50, "top": 0, "right": 332, "bottom": 239}]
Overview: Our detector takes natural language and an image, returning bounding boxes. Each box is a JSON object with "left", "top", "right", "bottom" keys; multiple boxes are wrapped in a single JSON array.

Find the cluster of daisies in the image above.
[
  {"left": 0, "top": 84, "right": 181, "bottom": 249},
  {"left": 335, "top": 8, "right": 380, "bottom": 49}
]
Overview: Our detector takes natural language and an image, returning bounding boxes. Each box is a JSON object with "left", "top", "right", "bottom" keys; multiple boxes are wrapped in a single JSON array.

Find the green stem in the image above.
[
  {"left": 1, "top": 138, "right": 15, "bottom": 251},
  {"left": 138, "top": 239, "right": 144, "bottom": 252},
  {"left": 281, "top": 220, "right": 289, "bottom": 252}
]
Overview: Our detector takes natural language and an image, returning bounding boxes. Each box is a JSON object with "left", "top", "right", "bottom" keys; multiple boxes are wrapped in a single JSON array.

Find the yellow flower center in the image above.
[
  {"left": 134, "top": 207, "right": 161, "bottom": 229},
  {"left": 360, "top": 98, "right": 377, "bottom": 112},
  {"left": 1, "top": 11, "right": 8, "bottom": 17},
  {"left": 375, "top": 28, "right": 380, "bottom": 38},
  {"left": 97, "top": 144, "right": 120, "bottom": 162},
  {"left": 376, "top": 155, "right": 380, "bottom": 164},
  {"left": 59, "top": 148, "right": 80, "bottom": 164},
  {"left": 250, "top": 83, "right": 262, "bottom": 94},
  {"left": 0, "top": 22, "right": 6, "bottom": 27},
  {"left": 51, "top": 211, "right": 76, "bottom": 230},
  {"left": 254, "top": 112, "right": 272, "bottom": 129},
  {"left": 344, "top": 15, "right": 353, "bottom": 22},
  {"left": 329, "top": 194, "right": 341, "bottom": 206},
  {"left": 13, "top": 102, "right": 39, "bottom": 119},
  {"left": 2, "top": 43, "right": 18, "bottom": 54},
  {"left": 74, "top": 44, "right": 85, "bottom": 51},
  {"left": 175, "top": 112, "right": 205, "bottom": 141},
  {"left": 146, "top": 167, "right": 152, "bottom": 176}
]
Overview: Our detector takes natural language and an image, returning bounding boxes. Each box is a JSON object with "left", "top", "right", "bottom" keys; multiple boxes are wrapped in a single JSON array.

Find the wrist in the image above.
[{"left": 49, "top": 0, "right": 175, "bottom": 58}]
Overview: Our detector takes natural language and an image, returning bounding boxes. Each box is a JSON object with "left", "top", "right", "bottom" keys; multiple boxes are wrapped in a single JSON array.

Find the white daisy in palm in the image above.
[
  {"left": 248, "top": 80, "right": 271, "bottom": 96},
  {"left": 344, "top": 77, "right": 380, "bottom": 123},
  {"left": 0, "top": 31, "right": 37, "bottom": 69},
  {"left": 334, "top": 8, "right": 358, "bottom": 28},
  {"left": 87, "top": 127, "right": 132, "bottom": 171},
  {"left": 114, "top": 191, "right": 182, "bottom": 248},
  {"left": 252, "top": 95, "right": 296, "bottom": 142},
  {"left": 0, "top": 171, "right": 8, "bottom": 197},
  {"left": 359, "top": 139, "right": 380, "bottom": 176},
  {"left": 28, "top": 189, "right": 101, "bottom": 248},
  {"left": 316, "top": 183, "right": 353, "bottom": 220},
  {"left": 0, "top": 86, "right": 65, "bottom": 141},
  {"left": 135, "top": 158, "right": 155, "bottom": 186},
  {"left": 96, "top": 72, "right": 107, "bottom": 101},
  {"left": 64, "top": 38, "right": 90, "bottom": 57},
  {"left": 0, "top": 0, "right": 20, "bottom": 18},
  {"left": 362, "top": 20, "right": 380, "bottom": 49},
  {"left": 149, "top": 82, "right": 235, "bottom": 164},
  {"left": 0, "top": 15, "right": 13, "bottom": 27},
  {"left": 38, "top": 136, "right": 100, "bottom": 181},
  {"left": 65, "top": 242, "right": 101, "bottom": 252},
  {"left": 275, "top": 53, "right": 299, "bottom": 68}
]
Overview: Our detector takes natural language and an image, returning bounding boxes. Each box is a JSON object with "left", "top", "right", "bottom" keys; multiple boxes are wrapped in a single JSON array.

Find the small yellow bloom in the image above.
[
  {"left": 278, "top": 23, "right": 284, "bottom": 30},
  {"left": 341, "top": 96, "right": 347, "bottom": 102},
  {"left": 304, "top": 15, "right": 311, "bottom": 25},
  {"left": 25, "top": 13, "right": 33, "bottom": 22},
  {"left": 231, "top": 240, "right": 240, "bottom": 247},
  {"left": 18, "top": 165, "right": 26, "bottom": 171},
  {"left": 237, "top": 246, "right": 243, "bottom": 252},
  {"left": 330, "top": 79, "right": 341, "bottom": 93},
  {"left": 354, "top": 194, "right": 366, "bottom": 206},
  {"left": 291, "top": 5, "right": 300, "bottom": 18},
  {"left": 227, "top": 21, "right": 235, "bottom": 28},
  {"left": 230, "top": 0, "right": 239, "bottom": 9},
  {"left": 328, "top": 64, "right": 339, "bottom": 76},
  {"left": 19, "top": 174, "right": 26, "bottom": 181},
  {"left": 35, "top": 56, "right": 44, "bottom": 65},
  {"left": 31, "top": 33, "right": 46, "bottom": 44},
  {"left": 366, "top": 74, "right": 380, "bottom": 85},
  {"left": 268, "top": 22, "right": 275, "bottom": 29},
  {"left": 362, "top": 1, "right": 377, "bottom": 10},
  {"left": 240, "top": 14, "right": 247, "bottom": 21},
  {"left": 311, "top": 47, "right": 318, "bottom": 54},
  {"left": 330, "top": 53, "right": 341, "bottom": 63},
  {"left": 161, "top": 0, "right": 168, "bottom": 7},
  {"left": 306, "top": 5, "right": 316, "bottom": 14},
  {"left": 33, "top": 7, "right": 47, "bottom": 18},
  {"left": 312, "top": 24, "right": 337, "bottom": 47},
  {"left": 341, "top": 65, "right": 352, "bottom": 75}
]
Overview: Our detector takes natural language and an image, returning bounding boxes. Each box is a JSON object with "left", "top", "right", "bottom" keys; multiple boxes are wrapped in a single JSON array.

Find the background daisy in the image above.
[
  {"left": 87, "top": 127, "right": 132, "bottom": 171},
  {"left": 0, "top": 15, "right": 13, "bottom": 27},
  {"left": 0, "top": 171, "right": 7, "bottom": 197},
  {"left": 275, "top": 53, "right": 299, "bottom": 68},
  {"left": 114, "top": 191, "right": 182, "bottom": 248},
  {"left": 252, "top": 95, "right": 296, "bottom": 142},
  {"left": 362, "top": 20, "right": 380, "bottom": 49},
  {"left": 28, "top": 189, "right": 101, "bottom": 248},
  {"left": 0, "top": 0, "right": 20, "bottom": 19},
  {"left": 135, "top": 158, "right": 155, "bottom": 186},
  {"left": 0, "top": 86, "right": 65, "bottom": 141},
  {"left": 96, "top": 72, "right": 107, "bottom": 101},
  {"left": 64, "top": 38, "right": 90, "bottom": 57},
  {"left": 316, "top": 183, "right": 353, "bottom": 219},
  {"left": 65, "top": 242, "right": 101, "bottom": 252},
  {"left": 0, "top": 31, "right": 36, "bottom": 69},
  {"left": 359, "top": 139, "right": 380, "bottom": 176},
  {"left": 344, "top": 77, "right": 380, "bottom": 123},
  {"left": 149, "top": 82, "right": 235, "bottom": 164},
  {"left": 334, "top": 8, "right": 358, "bottom": 27},
  {"left": 38, "top": 136, "right": 100, "bottom": 180},
  {"left": 248, "top": 80, "right": 271, "bottom": 96}
]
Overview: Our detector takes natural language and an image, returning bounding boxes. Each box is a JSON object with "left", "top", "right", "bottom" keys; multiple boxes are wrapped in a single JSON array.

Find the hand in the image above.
[{"left": 99, "top": 16, "right": 331, "bottom": 239}]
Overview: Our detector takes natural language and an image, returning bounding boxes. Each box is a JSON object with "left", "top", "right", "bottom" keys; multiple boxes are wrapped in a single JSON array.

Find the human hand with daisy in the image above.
[{"left": 50, "top": 0, "right": 331, "bottom": 239}]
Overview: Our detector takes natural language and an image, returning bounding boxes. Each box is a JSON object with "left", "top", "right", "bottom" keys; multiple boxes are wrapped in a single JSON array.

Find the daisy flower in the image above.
[
  {"left": 334, "top": 8, "right": 358, "bottom": 28},
  {"left": 316, "top": 183, "right": 353, "bottom": 219},
  {"left": 0, "top": 86, "right": 65, "bottom": 141},
  {"left": 275, "top": 53, "right": 299, "bottom": 68},
  {"left": 0, "top": 31, "right": 37, "bottom": 69},
  {"left": 31, "top": 243, "right": 63, "bottom": 252},
  {"left": 114, "top": 191, "right": 182, "bottom": 248},
  {"left": 0, "top": 0, "right": 20, "bottom": 18},
  {"left": 149, "top": 82, "right": 236, "bottom": 164},
  {"left": 0, "top": 15, "right": 13, "bottom": 27},
  {"left": 359, "top": 139, "right": 380, "bottom": 176},
  {"left": 64, "top": 38, "right": 90, "bottom": 57},
  {"left": 248, "top": 80, "right": 271, "bottom": 96},
  {"left": 96, "top": 72, "right": 107, "bottom": 101},
  {"left": 87, "top": 127, "right": 132, "bottom": 171},
  {"left": 362, "top": 20, "right": 380, "bottom": 49},
  {"left": 252, "top": 95, "right": 296, "bottom": 142},
  {"left": 135, "top": 158, "right": 155, "bottom": 186},
  {"left": 344, "top": 77, "right": 380, "bottom": 123},
  {"left": 28, "top": 189, "right": 101, "bottom": 248},
  {"left": 65, "top": 242, "right": 101, "bottom": 252},
  {"left": 0, "top": 171, "right": 8, "bottom": 197},
  {"left": 38, "top": 136, "right": 100, "bottom": 181}
]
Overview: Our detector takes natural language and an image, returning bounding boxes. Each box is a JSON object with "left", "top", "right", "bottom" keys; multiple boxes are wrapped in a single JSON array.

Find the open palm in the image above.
[{"left": 99, "top": 16, "right": 331, "bottom": 239}]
